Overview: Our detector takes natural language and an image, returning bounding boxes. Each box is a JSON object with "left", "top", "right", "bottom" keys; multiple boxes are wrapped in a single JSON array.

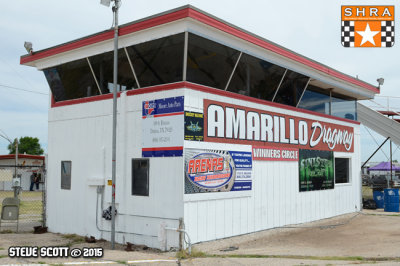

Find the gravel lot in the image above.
[{"left": 0, "top": 210, "right": 400, "bottom": 265}]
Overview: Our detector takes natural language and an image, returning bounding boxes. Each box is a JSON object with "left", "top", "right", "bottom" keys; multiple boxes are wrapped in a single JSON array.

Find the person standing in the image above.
[
  {"left": 30, "top": 172, "right": 37, "bottom": 191},
  {"left": 35, "top": 173, "right": 41, "bottom": 190}
]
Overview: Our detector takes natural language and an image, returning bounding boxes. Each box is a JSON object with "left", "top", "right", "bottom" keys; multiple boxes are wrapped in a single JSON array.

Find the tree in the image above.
[{"left": 8, "top": 136, "right": 44, "bottom": 155}]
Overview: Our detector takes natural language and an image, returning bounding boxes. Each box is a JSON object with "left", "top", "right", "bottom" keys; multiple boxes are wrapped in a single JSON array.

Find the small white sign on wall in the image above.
[{"left": 142, "top": 96, "right": 184, "bottom": 157}]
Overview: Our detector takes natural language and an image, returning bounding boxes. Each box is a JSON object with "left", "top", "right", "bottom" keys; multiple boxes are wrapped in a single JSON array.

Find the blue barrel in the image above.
[
  {"left": 373, "top": 191, "right": 385, "bottom": 208},
  {"left": 384, "top": 188, "right": 399, "bottom": 212}
]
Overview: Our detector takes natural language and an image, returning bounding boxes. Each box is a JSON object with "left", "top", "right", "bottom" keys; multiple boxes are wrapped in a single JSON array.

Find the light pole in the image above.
[
  {"left": 0, "top": 130, "right": 19, "bottom": 198},
  {"left": 100, "top": 0, "right": 120, "bottom": 250}
]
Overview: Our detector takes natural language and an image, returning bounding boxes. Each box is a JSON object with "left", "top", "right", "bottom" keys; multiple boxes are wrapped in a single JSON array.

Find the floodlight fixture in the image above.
[
  {"left": 100, "top": 0, "right": 111, "bottom": 7},
  {"left": 24, "top": 41, "right": 33, "bottom": 54},
  {"left": 377, "top": 78, "right": 384, "bottom": 86}
]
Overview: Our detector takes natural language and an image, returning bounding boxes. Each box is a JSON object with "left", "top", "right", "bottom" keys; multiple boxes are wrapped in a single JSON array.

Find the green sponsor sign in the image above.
[
  {"left": 184, "top": 111, "right": 204, "bottom": 141},
  {"left": 299, "top": 149, "right": 334, "bottom": 192}
]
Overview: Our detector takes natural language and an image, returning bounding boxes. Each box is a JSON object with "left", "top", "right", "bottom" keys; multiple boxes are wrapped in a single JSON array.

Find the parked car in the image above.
[{"left": 370, "top": 175, "right": 388, "bottom": 190}]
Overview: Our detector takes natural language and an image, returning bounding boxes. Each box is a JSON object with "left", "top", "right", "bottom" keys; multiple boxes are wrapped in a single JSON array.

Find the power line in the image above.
[{"left": 0, "top": 83, "right": 48, "bottom": 96}]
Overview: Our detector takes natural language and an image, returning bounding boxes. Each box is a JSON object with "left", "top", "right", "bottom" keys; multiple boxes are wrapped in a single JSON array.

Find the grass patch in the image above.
[
  {"left": 176, "top": 248, "right": 207, "bottom": 259},
  {"left": 0, "top": 247, "right": 4, "bottom": 250},
  {"left": 115, "top": 260, "right": 127, "bottom": 264},
  {"left": 37, "top": 262, "right": 46, "bottom": 264},
  {"left": 176, "top": 251, "right": 400, "bottom": 263},
  {"left": 210, "top": 254, "right": 400, "bottom": 262},
  {"left": 0, "top": 255, "right": 6, "bottom": 259},
  {"left": 19, "top": 200, "right": 43, "bottom": 215},
  {"left": 0, "top": 230, "right": 13, "bottom": 234},
  {"left": 61, "top": 234, "right": 86, "bottom": 246}
]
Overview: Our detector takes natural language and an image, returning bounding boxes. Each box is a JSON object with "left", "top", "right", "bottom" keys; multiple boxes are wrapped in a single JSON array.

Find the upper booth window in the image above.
[
  {"left": 44, "top": 33, "right": 184, "bottom": 102},
  {"left": 43, "top": 31, "right": 356, "bottom": 121},
  {"left": 186, "top": 33, "right": 241, "bottom": 90}
]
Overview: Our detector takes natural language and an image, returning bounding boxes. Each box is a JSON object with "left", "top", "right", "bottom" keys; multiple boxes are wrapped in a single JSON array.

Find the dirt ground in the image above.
[{"left": 1, "top": 210, "right": 400, "bottom": 265}]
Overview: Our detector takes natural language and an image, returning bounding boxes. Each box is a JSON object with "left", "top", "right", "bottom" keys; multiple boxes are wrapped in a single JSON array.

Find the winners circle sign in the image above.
[{"left": 204, "top": 100, "right": 354, "bottom": 152}]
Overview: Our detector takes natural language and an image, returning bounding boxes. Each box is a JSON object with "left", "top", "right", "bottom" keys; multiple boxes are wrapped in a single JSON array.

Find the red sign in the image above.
[
  {"left": 204, "top": 100, "right": 354, "bottom": 152},
  {"left": 253, "top": 146, "right": 299, "bottom": 161}
]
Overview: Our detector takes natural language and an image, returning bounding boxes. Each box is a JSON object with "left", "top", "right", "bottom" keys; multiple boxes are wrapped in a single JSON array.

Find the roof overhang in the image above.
[{"left": 20, "top": 5, "right": 379, "bottom": 100}]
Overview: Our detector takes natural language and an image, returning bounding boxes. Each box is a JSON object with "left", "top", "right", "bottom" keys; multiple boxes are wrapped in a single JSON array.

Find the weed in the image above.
[
  {"left": 176, "top": 248, "right": 207, "bottom": 259},
  {"left": 61, "top": 234, "right": 85, "bottom": 246}
]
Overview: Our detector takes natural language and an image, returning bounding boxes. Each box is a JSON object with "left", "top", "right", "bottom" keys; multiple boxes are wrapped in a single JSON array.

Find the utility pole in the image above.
[
  {"left": 0, "top": 131, "right": 19, "bottom": 198},
  {"left": 14, "top": 138, "right": 19, "bottom": 197},
  {"left": 100, "top": 0, "right": 121, "bottom": 250},
  {"left": 111, "top": 0, "right": 120, "bottom": 250}
]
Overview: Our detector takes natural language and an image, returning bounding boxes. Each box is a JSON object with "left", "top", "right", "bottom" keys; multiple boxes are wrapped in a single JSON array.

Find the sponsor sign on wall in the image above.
[
  {"left": 184, "top": 148, "right": 252, "bottom": 194},
  {"left": 299, "top": 149, "right": 334, "bottom": 192},
  {"left": 184, "top": 111, "right": 204, "bottom": 141},
  {"left": 253, "top": 146, "right": 299, "bottom": 161},
  {"left": 204, "top": 99, "right": 354, "bottom": 152},
  {"left": 142, "top": 96, "right": 184, "bottom": 157}
]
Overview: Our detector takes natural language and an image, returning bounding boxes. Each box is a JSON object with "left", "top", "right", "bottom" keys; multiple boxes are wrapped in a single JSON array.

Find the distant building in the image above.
[
  {"left": 21, "top": 6, "right": 378, "bottom": 249},
  {"left": 0, "top": 154, "right": 45, "bottom": 191}
]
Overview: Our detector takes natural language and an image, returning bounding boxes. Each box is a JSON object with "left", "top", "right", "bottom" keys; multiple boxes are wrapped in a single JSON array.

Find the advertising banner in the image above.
[
  {"left": 184, "top": 111, "right": 204, "bottom": 141},
  {"left": 142, "top": 96, "right": 184, "bottom": 157},
  {"left": 184, "top": 148, "right": 252, "bottom": 194},
  {"left": 204, "top": 99, "right": 354, "bottom": 152},
  {"left": 299, "top": 149, "right": 334, "bottom": 192}
]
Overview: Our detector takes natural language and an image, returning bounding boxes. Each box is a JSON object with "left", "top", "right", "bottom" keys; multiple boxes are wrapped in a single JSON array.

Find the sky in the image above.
[{"left": 0, "top": 0, "right": 399, "bottom": 163}]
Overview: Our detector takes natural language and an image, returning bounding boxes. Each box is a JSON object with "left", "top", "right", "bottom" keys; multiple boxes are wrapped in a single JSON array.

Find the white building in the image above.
[
  {"left": 21, "top": 6, "right": 378, "bottom": 249},
  {"left": 0, "top": 154, "right": 45, "bottom": 191}
]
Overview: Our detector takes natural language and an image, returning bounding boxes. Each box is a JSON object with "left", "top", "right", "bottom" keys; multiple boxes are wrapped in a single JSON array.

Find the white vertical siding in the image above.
[
  {"left": 47, "top": 86, "right": 361, "bottom": 249},
  {"left": 183, "top": 89, "right": 361, "bottom": 244}
]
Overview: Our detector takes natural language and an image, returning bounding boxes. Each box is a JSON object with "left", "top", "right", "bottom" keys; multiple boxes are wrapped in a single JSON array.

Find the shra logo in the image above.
[{"left": 341, "top": 6, "right": 395, "bottom": 47}]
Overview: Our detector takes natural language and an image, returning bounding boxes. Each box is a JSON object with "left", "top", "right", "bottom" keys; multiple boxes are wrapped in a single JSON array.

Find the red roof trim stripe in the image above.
[
  {"left": 50, "top": 81, "right": 360, "bottom": 125},
  {"left": 0, "top": 154, "right": 45, "bottom": 160},
  {"left": 20, "top": 31, "right": 114, "bottom": 64},
  {"left": 187, "top": 9, "right": 378, "bottom": 93},
  {"left": 20, "top": 7, "right": 378, "bottom": 93}
]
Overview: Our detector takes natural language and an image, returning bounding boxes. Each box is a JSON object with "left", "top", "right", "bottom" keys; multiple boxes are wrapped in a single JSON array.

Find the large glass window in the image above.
[
  {"left": 187, "top": 33, "right": 240, "bottom": 90},
  {"left": 89, "top": 49, "right": 136, "bottom": 94},
  {"left": 43, "top": 30, "right": 358, "bottom": 121},
  {"left": 227, "top": 53, "right": 286, "bottom": 100},
  {"left": 297, "top": 85, "right": 331, "bottom": 115},
  {"left": 331, "top": 93, "right": 357, "bottom": 120},
  {"left": 274, "top": 70, "right": 309, "bottom": 107},
  {"left": 44, "top": 59, "right": 97, "bottom": 102},
  {"left": 125, "top": 33, "right": 184, "bottom": 88},
  {"left": 44, "top": 33, "right": 184, "bottom": 102}
]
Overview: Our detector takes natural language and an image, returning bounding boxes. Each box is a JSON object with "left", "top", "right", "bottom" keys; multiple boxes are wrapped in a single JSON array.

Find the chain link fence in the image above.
[{"left": 0, "top": 165, "right": 46, "bottom": 232}]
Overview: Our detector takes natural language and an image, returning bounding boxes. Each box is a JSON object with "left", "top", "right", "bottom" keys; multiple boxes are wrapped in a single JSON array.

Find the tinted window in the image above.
[
  {"left": 61, "top": 161, "right": 71, "bottom": 190},
  {"left": 132, "top": 159, "right": 149, "bottom": 196},
  {"left": 89, "top": 49, "right": 136, "bottom": 94},
  {"left": 44, "top": 33, "right": 184, "bottom": 102},
  {"left": 125, "top": 33, "right": 184, "bottom": 88},
  {"left": 297, "top": 85, "right": 331, "bottom": 115},
  {"left": 227, "top": 53, "right": 286, "bottom": 99},
  {"left": 187, "top": 33, "right": 240, "bottom": 90},
  {"left": 44, "top": 59, "right": 97, "bottom": 102},
  {"left": 331, "top": 93, "right": 357, "bottom": 120},
  {"left": 335, "top": 158, "right": 350, "bottom": 184},
  {"left": 274, "top": 70, "right": 309, "bottom": 106}
]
